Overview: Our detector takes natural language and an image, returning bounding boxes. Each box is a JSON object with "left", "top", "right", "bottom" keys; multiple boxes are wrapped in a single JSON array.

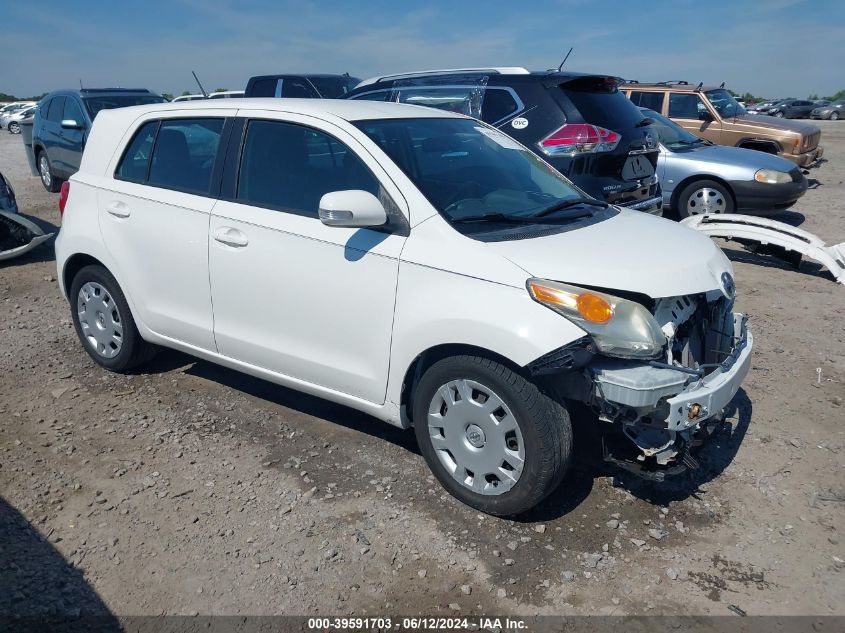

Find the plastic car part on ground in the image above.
[
  {"left": 0, "top": 170, "right": 18, "bottom": 214},
  {"left": 681, "top": 213, "right": 845, "bottom": 286},
  {"left": 0, "top": 211, "right": 54, "bottom": 262}
]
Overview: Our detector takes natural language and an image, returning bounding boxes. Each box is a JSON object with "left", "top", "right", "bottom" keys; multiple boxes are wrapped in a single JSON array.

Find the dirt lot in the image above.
[{"left": 1, "top": 123, "right": 843, "bottom": 619}]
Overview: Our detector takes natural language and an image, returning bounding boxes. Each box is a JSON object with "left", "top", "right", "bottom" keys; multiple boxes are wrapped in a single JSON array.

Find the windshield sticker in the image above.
[
  {"left": 511, "top": 117, "right": 529, "bottom": 130},
  {"left": 474, "top": 127, "right": 524, "bottom": 151}
]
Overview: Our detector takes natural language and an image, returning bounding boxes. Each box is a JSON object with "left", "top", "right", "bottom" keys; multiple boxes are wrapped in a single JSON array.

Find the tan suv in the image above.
[{"left": 621, "top": 81, "right": 823, "bottom": 167}]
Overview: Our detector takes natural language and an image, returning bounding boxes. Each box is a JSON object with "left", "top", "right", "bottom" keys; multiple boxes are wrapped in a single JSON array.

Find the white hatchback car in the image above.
[{"left": 56, "top": 99, "right": 753, "bottom": 515}]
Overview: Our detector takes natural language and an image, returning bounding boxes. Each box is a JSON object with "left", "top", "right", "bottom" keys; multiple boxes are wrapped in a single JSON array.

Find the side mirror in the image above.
[
  {"left": 698, "top": 111, "right": 714, "bottom": 122},
  {"left": 319, "top": 190, "right": 387, "bottom": 228},
  {"left": 61, "top": 119, "right": 83, "bottom": 129}
]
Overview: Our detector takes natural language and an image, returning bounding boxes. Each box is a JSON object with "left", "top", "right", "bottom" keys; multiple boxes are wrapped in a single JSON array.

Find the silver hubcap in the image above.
[
  {"left": 687, "top": 187, "right": 727, "bottom": 215},
  {"left": 77, "top": 282, "right": 123, "bottom": 358},
  {"left": 831, "top": 112, "right": 839, "bottom": 120},
  {"left": 427, "top": 379, "right": 525, "bottom": 496},
  {"left": 10, "top": 123, "right": 19, "bottom": 133},
  {"left": 39, "top": 156, "right": 51, "bottom": 187}
]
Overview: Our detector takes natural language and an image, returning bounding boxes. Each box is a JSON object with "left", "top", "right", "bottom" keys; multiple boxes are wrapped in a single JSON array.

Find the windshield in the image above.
[
  {"left": 353, "top": 118, "right": 588, "bottom": 224},
  {"left": 308, "top": 76, "right": 360, "bottom": 99},
  {"left": 705, "top": 89, "right": 747, "bottom": 117},
  {"left": 640, "top": 108, "right": 705, "bottom": 150},
  {"left": 83, "top": 94, "right": 165, "bottom": 119}
]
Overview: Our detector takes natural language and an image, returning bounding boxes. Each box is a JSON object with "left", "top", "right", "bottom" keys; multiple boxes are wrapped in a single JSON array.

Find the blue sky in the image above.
[{"left": 3, "top": 0, "right": 843, "bottom": 98}]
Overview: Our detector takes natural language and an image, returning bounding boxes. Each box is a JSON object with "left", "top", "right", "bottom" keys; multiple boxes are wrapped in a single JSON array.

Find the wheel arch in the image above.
[
  {"left": 62, "top": 253, "right": 109, "bottom": 299},
  {"left": 399, "top": 343, "right": 528, "bottom": 426},
  {"left": 735, "top": 138, "right": 782, "bottom": 154}
]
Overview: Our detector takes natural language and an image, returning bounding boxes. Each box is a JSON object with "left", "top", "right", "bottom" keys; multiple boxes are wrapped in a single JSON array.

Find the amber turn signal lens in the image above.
[{"left": 575, "top": 293, "right": 613, "bottom": 324}]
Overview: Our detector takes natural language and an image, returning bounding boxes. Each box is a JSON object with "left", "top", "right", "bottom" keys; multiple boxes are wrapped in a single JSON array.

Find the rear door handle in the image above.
[
  {"left": 213, "top": 227, "right": 249, "bottom": 248},
  {"left": 106, "top": 201, "right": 130, "bottom": 218}
]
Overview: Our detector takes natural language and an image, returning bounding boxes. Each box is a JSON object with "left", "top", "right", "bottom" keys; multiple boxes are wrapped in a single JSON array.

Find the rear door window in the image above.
[
  {"left": 148, "top": 118, "right": 225, "bottom": 194},
  {"left": 628, "top": 91, "right": 665, "bottom": 111},
  {"left": 46, "top": 97, "right": 66, "bottom": 123},
  {"left": 668, "top": 93, "right": 704, "bottom": 119},
  {"left": 236, "top": 119, "right": 379, "bottom": 217}
]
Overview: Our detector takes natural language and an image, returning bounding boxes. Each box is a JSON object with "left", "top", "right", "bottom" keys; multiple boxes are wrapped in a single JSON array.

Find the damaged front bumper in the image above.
[{"left": 587, "top": 313, "right": 752, "bottom": 477}]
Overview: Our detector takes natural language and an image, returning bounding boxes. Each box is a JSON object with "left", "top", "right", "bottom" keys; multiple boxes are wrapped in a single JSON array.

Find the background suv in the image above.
[
  {"left": 30, "top": 88, "right": 165, "bottom": 192},
  {"left": 346, "top": 68, "right": 663, "bottom": 214},
  {"left": 622, "top": 81, "right": 823, "bottom": 167}
]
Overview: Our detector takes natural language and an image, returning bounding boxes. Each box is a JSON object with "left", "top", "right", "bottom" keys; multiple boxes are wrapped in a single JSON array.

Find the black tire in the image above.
[
  {"left": 37, "top": 151, "right": 61, "bottom": 193},
  {"left": 69, "top": 265, "right": 155, "bottom": 372},
  {"left": 8, "top": 122, "right": 20, "bottom": 134},
  {"left": 675, "top": 179, "right": 734, "bottom": 219},
  {"left": 774, "top": 111, "right": 784, "bottom": 118},
  {"left": 412, "top": 355, "right": 572, "bottom": 516}
]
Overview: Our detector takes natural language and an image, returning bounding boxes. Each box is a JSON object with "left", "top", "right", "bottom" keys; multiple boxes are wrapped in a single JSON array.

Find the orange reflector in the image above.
[{"left": 576, "top": 293, "right": 613, "bottom": 324}]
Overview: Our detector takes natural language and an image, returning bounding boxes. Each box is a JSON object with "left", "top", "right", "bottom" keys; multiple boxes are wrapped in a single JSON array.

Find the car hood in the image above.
[
  {"left": 484, "top": 209, "right": 732, "bottom": 299},
  {"left": 731, "top": 114, "right": 819, "bottom": 137},
  {"left": 666, "top": 143, "right": 798, "bottom": 171}
]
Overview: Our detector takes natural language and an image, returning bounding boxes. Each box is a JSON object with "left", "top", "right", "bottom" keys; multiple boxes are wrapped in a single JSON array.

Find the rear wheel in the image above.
[
  {"left": 8, "top": 121, "right": 20, "bottom": 134},
  {"left": 676, "top": 179, "right": 734, "bottom": 219},
  {"left": 38, "top": 151, "right": 61, "bottom": 193},
  {"left": 413, "top": 355, "right": 572, "bottom": 516},
  {"left": 69, "top": 265, "right": 155, "bottom": 372}
]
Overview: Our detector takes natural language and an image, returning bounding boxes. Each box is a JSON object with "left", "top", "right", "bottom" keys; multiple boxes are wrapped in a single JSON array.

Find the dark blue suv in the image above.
[{"left": 30, "top": 88, "right": 165, "bottom": 192}]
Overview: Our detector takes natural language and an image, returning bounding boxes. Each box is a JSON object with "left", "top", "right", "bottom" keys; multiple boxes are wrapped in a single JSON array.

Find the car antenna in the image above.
[
  {"left": 720, "top": 81, "right": 725, "bottom": 88},
  {"left": 695, "top": 82, "right": 703, "bottom": 92},
  {"left": 557, "top": 47, "right": 574, "bottom": 71},
  {"left": 191, "top": 71, "right": 209, "bottom": 99},
  {"left": 79, "top": 79, "right": 84, "bottom": 89}
]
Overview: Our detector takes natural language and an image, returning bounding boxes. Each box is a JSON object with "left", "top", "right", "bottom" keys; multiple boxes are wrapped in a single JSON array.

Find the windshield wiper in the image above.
[
  {"left": 450, "top": 213, "right": 539, "bottom": 225},
  {"left": 635, "top": 117, "right": 655, "bottom": 128},
  {"left": 530, "top": 197, "right": 608, "bottom": 219}
]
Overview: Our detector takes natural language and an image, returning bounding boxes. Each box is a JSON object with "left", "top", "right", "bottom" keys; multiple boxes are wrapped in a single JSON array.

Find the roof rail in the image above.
[
  {"left": 655, "top": 80, "right": 689, "bottom": 86},
  {"left": 356, "top": 67, "right": 530, "bottom": 88},
  {"left": 78, "top": 88, "right": 151, "bottom": 93}
]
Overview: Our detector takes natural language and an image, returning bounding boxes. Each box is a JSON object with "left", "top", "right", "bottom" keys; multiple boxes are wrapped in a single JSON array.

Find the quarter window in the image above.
[
  {"left": 668, "top": 93, "right": 704, "bottom": 119},
  {"left": 237, "top": 120, "right": 380, "bottom": 218},
  {"left": 115, "top": 121, "right": 159, "bottom": 182},
  {"left": 480, "top": 89, "right": 520, "bottom": 124},
  {"left": 147, "top": 118, "right": 224, "bottom": 194},
  {"left": 628, "top": 91, "right": 665, "bottom": 111}
]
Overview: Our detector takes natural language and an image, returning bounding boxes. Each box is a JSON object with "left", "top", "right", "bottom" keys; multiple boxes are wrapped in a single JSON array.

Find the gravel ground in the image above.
[{"left": 1, "top": 123, "right": 843, "bottom": 618}]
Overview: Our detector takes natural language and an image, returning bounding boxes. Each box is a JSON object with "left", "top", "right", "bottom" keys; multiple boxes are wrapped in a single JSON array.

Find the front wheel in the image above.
[
  {"left": 413, "top": 355, "right": 572, "bottom": 516},
  {"left": 676, "top": 179, "right": 734, "bottom": 219},
  {"left": 38, "top": 152, "right": 61, "bottom": 193},
  {"left": 774, "top": 111, "right": 784, "bottom": 118},
  {"left": 69, "top": 265, "right": 155, "bottom": 372},
  {"left": 830, "top": 111, "right": 840, "bottom": 121}
]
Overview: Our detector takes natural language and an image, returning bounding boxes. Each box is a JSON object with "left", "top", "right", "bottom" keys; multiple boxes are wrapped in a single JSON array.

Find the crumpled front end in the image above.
[{"left": 544, "top": 290, "right": 752, "bottom": 480}]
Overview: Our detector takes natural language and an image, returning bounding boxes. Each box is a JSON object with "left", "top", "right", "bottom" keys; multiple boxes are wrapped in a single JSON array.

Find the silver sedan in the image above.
[{"left": 641, "top": 108, "right": 808, "bottom": 218}]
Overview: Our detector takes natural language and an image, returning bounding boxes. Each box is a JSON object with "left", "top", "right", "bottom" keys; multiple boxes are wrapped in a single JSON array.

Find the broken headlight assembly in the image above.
[{"left": 527, "top": 279, "right": 666, "bottom": 360}]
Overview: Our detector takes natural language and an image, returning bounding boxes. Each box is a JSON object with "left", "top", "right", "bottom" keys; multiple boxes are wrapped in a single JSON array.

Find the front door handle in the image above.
[
  {"left": 106, "top": 201, "right": 130, "bottom": 218},
  {"left": 213, "top": 227, "right": 249, "bottom": 248}
]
